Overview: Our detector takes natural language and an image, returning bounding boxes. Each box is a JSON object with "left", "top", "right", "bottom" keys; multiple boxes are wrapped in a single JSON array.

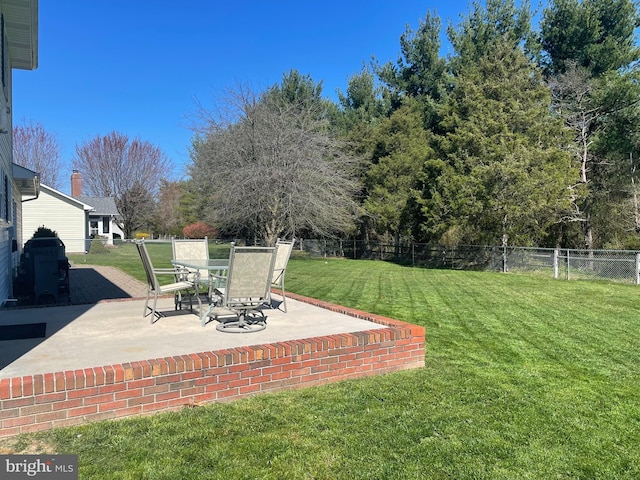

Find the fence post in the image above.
[
  {"left": 412, "top": 242, "right": 415, "bottom": 266},
  {"left": 553, "top": 248, "right": 559, "bottom": 279},
  {"left": 567, "top": 249, "right": 571, "bottom": 281},
  {"left": 636, "top": 253, "right": 640, "bottom": 285}
]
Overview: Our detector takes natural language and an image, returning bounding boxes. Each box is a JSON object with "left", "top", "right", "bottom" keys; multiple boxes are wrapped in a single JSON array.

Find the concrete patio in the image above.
[
  {"left": 0, "top": 293, "right": 388, "bottom": 378},
  {"left": 0, "top": 264, "right": 425, "bottom": 438}
]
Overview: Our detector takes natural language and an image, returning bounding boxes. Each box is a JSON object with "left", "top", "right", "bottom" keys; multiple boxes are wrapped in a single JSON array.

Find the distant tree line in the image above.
[
  {"left": 183, "top": 0, "right": 640, "bottom": 249},
  {"left": 15, "top": 0, "right": 640, "bottom": 249}
]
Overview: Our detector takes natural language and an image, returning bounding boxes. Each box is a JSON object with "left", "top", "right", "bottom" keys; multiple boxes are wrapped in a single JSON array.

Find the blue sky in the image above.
[{"left": 12, "top": 0, "right": 470, "bottom": 194}]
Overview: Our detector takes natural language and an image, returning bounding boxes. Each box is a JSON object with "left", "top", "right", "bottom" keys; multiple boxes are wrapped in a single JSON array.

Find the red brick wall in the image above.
[{"left": 0, "top": 293, "right": 425, "bottom": 438}]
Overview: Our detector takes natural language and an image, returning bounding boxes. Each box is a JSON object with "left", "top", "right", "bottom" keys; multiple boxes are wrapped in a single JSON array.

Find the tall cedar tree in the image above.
[
  {"left": 415, "top": 40, "right": 577, "bottom": 246},
  {"left": 363, "top": 102, "right": 432, "bottom": 243}
]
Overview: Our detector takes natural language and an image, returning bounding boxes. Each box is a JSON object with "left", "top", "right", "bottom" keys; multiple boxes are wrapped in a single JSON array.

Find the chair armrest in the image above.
[
  {"left": 155, "top": 267, "right": 198, "bottom": 283},
  {"left": 154, "top": 268, "right": 179, "bottom": 274},
  {"left": 210, "top": 273, "right": 227, "bottom": 290}
]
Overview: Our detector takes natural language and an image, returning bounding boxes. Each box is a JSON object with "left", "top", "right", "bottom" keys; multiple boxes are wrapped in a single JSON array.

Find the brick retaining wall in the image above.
[{"left": 0, "top": 293, "right": 425, "bottom": 438}]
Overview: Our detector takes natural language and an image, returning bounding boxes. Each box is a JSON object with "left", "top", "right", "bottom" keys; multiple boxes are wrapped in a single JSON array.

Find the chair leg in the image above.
[
  {"left": 150, "top": 293, "right": 159, "bottom": 324},
  {"left": 265, "top": 289, "right": 272, "bottom": 309},
  {"left": 143, "top": 291, "right": 151, "bottom": 317},
  {"left": 281, "top": 285, "right": 287, "bottom": 313}
]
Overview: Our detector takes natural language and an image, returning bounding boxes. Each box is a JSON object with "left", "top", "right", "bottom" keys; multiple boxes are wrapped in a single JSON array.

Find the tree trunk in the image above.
[{"left": 583, "top": 198, "right": 593, "bottom": 250}]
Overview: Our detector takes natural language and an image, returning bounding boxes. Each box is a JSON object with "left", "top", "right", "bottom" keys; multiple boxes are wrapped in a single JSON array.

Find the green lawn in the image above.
[
  {"left": 67, "top": 241, "right": 232, "bottom": 281},
  {"left": 11, "top": 243, "right": 640, "bottom": 478}
]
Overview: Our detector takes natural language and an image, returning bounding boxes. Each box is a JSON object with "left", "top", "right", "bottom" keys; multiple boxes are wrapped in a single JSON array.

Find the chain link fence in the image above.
[
  {"left": 295, "top": 239, "right": 640, "bottom": 285},
  {"left": 52, "top": 236, "right": 640, "bottom": 285}
]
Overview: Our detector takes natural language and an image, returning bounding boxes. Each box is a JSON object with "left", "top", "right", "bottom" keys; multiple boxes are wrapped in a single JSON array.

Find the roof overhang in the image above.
[
  {"left": 40, "top": 183, "right": 94, "bottom": 211},
  {"left": 2, "top": 0, "right": 38, "bottom": 70},
  {"left": 12, "top": 162, "right": 39, "bottom": 198}
]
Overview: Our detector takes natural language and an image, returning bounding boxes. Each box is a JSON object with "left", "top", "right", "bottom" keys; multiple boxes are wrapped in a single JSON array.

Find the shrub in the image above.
[
  {"left": 89, "top": 236, "right": 109, "bottom": 254},
  {"left": 135, "top": 232, "right": 150, "bottom": 240},
  {"left": 182, "top": 222, "right": 217, "bottom": 239},
  {"left": 32, "top": 226, "right": 57, "bottom": 238}
]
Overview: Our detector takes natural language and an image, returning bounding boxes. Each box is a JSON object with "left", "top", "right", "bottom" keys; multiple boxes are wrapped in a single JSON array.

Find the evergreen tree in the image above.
[
  {"left": 376, "top": 11, "right": 448, "bottom": 129},
  {"left": 542, "top": 0, "right": 640, "bottom": 248},
  {"left": 447, "top": 0, "right": 534, "bottom": 70},
  {"left": 541, "top": 0, "right": 640, "bottom": 77},
  {"left": 363, "top": 102, "right": 432, "bottom": 243},
  {"left": 415, "top": 39, "right": 577, "bottom": 246}
]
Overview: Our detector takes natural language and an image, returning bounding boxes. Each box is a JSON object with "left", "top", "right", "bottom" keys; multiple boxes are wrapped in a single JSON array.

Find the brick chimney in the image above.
[{"left": 71, "top": 170, "right": 82, "bottom": 197}]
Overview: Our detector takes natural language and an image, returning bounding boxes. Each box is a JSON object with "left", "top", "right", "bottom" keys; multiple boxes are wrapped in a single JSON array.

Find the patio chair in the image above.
[
  {"left": 172, "top": 237, "right": 211, "bottom": 294},
  {"left": 208, "top": 245, "right": 276, "bottom": 332},
  {"left": 267, "top": 237, "right": 295, "bottom": 312},
  {"left": 135, "top": 240, "right": 200, "bottom": 323}
]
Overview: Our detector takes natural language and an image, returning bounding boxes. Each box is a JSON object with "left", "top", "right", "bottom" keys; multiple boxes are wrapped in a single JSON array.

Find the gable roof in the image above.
[
  {"left": 40, "top": 184, "right": 93, "bottom": 211},
  {"left": 77, "top": 196, "right": 120, "bottom": 216}
]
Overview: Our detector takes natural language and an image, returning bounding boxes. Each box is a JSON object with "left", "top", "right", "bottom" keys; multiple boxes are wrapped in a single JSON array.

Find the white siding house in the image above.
[
  {"left": 76, "top": 196, "right": 124, "bottom": 246},
  {"left": 70, "top": 171, "right": 124, "bottom": 246},
  {"left": 0, "top": 0, "right": 38, "bottom": 306},
  {"left": 22, "top": 184, "right": 92, "bottom": 253}
]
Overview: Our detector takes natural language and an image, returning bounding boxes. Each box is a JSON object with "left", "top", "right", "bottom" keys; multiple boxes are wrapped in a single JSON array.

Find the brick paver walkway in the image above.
[{"left": 69, "top": 264, "right": 147, "bottom": 304}]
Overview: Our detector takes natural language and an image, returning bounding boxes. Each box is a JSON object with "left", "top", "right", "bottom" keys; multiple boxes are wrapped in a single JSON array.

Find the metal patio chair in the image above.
[
  {"left": 267, "top": 237, "right": 295, "bottom": 312},
  {"left": 208, "top": 245, "right": 276, "bottom": 333},
  {"left": 135, "top": 240, "right": 200, "bottom": 323},
  {"left": 172, "top": 237, "right": 212, "bottom": 294}
]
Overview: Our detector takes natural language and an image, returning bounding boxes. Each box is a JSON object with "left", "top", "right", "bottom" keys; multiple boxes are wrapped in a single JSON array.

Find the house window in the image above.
[
  {"left": 90, "top": 220, "right": 99, "bottom": 237},
  {"left": 102, "top": 216, "right": 110, "bottom": 234}
]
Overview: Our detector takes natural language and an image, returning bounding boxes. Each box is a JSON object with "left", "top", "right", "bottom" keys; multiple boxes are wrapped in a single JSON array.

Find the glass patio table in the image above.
[{"left": 171, "top": 258, "right": 229, "bottom": 325}]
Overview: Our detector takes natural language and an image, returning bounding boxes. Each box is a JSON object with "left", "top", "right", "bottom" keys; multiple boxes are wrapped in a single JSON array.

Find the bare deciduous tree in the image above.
[
  {"left": 549, "top": 62, "right": 598, "bottom": 248},
  {"left": 153, "top": 179, "right": 185, "bottom": 236},
  {"left": 13, "top": 120, "right": 64, "bottom": 189},
  {"left": 72, "top": 131, "right": 172, "bottom": 238},
  {"left": 189, "top": 84, "right": 361, "bottom": 246}
]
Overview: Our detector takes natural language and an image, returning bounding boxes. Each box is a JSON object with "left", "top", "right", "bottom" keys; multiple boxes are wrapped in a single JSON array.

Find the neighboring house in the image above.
[
  {"left": 75, "top": 196, "right": 124, "bottom": 245},
  {"left": 0, "top": 0, "right": 38, "bottom": 306},
  {"left": 71, "top": 170, "right": 124, "bottom": 246},
  {"left": 21, "top": 176, "right": 124, "bottom": 253},
  {"left": 21, "top": 184, "right": 92, "bottom": 254}
]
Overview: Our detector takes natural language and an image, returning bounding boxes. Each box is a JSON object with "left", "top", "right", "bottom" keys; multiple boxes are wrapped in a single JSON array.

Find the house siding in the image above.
[
  {"left": 0, "top": 1, "right": 38, "bottom": 306},
  {"left": 22, "top": 187, "right": 88, "bottom": 253},
  {"left": 0, "top": 24, "right": 13, "bottom": 304},
  {"left": 11, "top": 194, "right": 21, "bottom": 278},
  {"left": 0, "top": 221, "right": 10, "bottom": 302}
]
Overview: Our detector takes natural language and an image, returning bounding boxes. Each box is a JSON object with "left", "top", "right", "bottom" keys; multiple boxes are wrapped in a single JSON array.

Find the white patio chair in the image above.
[
  {"left": 135, "top": 240, "right": 200, "bottom": 323},
  {"left": 172, "top": 238, "right": 212, "bottom": 294},
  {"left": 267, "top": 237, "right": 295, "bottom": 312},
  {"left": 208, "top": 245, "right": 276, "bottom": 332}
]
